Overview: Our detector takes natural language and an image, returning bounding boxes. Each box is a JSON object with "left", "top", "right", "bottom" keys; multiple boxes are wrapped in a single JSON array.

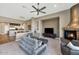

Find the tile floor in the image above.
[{"left": 0, "top": 37, "right": 61, "bottom": 55}]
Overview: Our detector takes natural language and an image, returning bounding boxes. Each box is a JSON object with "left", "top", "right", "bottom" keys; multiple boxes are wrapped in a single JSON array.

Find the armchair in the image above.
[{"left": 60, "top": 38, "right": 79, "bottom": 55}]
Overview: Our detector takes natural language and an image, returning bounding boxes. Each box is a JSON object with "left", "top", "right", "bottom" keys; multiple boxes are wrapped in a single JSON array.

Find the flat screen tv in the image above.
[{"left": 45, "top": 28, "right": 54, "bottom": 34}]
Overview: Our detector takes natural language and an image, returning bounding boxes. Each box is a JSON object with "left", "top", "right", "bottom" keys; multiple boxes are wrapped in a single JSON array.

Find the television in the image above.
[{"left": 45, "top": 28, "right": 54, "bottom": 34}]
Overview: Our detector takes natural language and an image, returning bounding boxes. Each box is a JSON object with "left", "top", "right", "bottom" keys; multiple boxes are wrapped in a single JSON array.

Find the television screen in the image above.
[{"left": 45, "top": 28, "right": 53, "bottom": 34}]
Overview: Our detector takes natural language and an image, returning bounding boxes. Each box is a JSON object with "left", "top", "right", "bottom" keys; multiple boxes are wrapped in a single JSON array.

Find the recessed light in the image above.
[{"left": 22, "top": 5, "right": 26, "bottom": 8}]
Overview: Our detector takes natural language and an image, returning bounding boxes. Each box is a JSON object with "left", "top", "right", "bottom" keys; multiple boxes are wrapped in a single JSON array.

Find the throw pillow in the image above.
[
  {"left": 67, "top": 42, "right": 79, "bottom": 50},
  {"left": 38, "top": 40, "right": 42, "bottom": 46},
  {"left": 34, "top": 39, "right": 39, "bottom": 49}
]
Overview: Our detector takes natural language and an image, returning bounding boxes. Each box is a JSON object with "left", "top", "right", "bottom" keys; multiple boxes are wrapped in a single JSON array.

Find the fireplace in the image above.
[
  {"left": 64, "top": 4, "right": 79, "bottom": 40},
  {"left": 64, "top": 30, "right": 77, "bottom": 40}
]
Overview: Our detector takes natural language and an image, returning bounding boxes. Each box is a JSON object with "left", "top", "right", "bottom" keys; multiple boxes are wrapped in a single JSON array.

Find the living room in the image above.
[{"left": 0, "top": 3, "right": 79, "bottom": 55}]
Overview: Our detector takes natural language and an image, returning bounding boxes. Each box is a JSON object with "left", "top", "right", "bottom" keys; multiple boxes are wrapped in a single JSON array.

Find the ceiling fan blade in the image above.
[
  {"left": 32, "top": 5, "right": 37, "bottom": 10},
  {"left": 37, "top": 12, "right": 39, "bottom": 15},
  {"left": 31, "top": 3, "right": 46, "bottom": 15},
  {"left": 40, "top": 11, "right": 46, "bottom": 14},
  {"left": 30, "top": 11, "right": 36, "bottom": 13},
  {"left": 39, "top": 6, "right": 46, "bottom": 11}
]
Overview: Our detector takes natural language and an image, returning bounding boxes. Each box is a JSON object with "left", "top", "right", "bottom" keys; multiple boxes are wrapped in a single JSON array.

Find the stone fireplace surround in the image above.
[{"left": 64, "top": 4, "right": 79, "bottom": 40}]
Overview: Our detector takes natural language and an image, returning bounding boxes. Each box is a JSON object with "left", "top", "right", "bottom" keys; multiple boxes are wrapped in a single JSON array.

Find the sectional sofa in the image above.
[{"left": 18, "top": 33, "right": 48, "bottom": 55}]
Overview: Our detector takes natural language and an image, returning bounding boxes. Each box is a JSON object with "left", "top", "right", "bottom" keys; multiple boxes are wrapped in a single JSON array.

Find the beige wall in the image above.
[
  {"left": 4, "top": 23, "right": 10, "bottom": 34},
  {"left": 0, "top": 23, "right": 5, "bottom": 34},
  {"left": 33, "top": 9, "right": 70, "bottom": 37},
  {"left": 24, "top": 20, "right": 32, "bottom": 31},
  {"left": 0, "top": 23, "right": 9, "bottom": 34},
  {"left": 31, "top": 19, "right": 37, "bottom": 33},
  {"left": 42, "top": 18, "right": 59, "bottom": 37}
]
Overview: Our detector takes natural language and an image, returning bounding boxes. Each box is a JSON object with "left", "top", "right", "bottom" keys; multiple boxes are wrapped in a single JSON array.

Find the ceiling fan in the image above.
[{"left": 30, "top": 3, "right": 46, "bottom": 15}]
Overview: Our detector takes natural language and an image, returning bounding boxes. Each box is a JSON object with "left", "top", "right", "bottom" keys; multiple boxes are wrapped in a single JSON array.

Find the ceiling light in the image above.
[{"left": 22, "top": 5, "right": 26, "bottom": 8}]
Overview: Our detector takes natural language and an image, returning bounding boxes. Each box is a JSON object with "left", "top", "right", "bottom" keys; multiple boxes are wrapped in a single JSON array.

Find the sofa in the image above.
[
  {"left": 60, "top": 38, "right": 79, "bottom": 55},
  {"left": 18, "top": 34, "right": 48, "bottom": 55}
]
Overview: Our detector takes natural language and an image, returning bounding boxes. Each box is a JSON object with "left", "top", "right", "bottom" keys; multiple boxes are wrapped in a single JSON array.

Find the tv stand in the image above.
[{"left": 43, "top": 33, "right": 56, "bottom": 38}]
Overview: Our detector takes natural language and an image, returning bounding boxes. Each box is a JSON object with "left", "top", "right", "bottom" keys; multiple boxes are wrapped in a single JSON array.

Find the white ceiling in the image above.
[{"left": 0, "top": 3, "right": 76, "bottom": 20}]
